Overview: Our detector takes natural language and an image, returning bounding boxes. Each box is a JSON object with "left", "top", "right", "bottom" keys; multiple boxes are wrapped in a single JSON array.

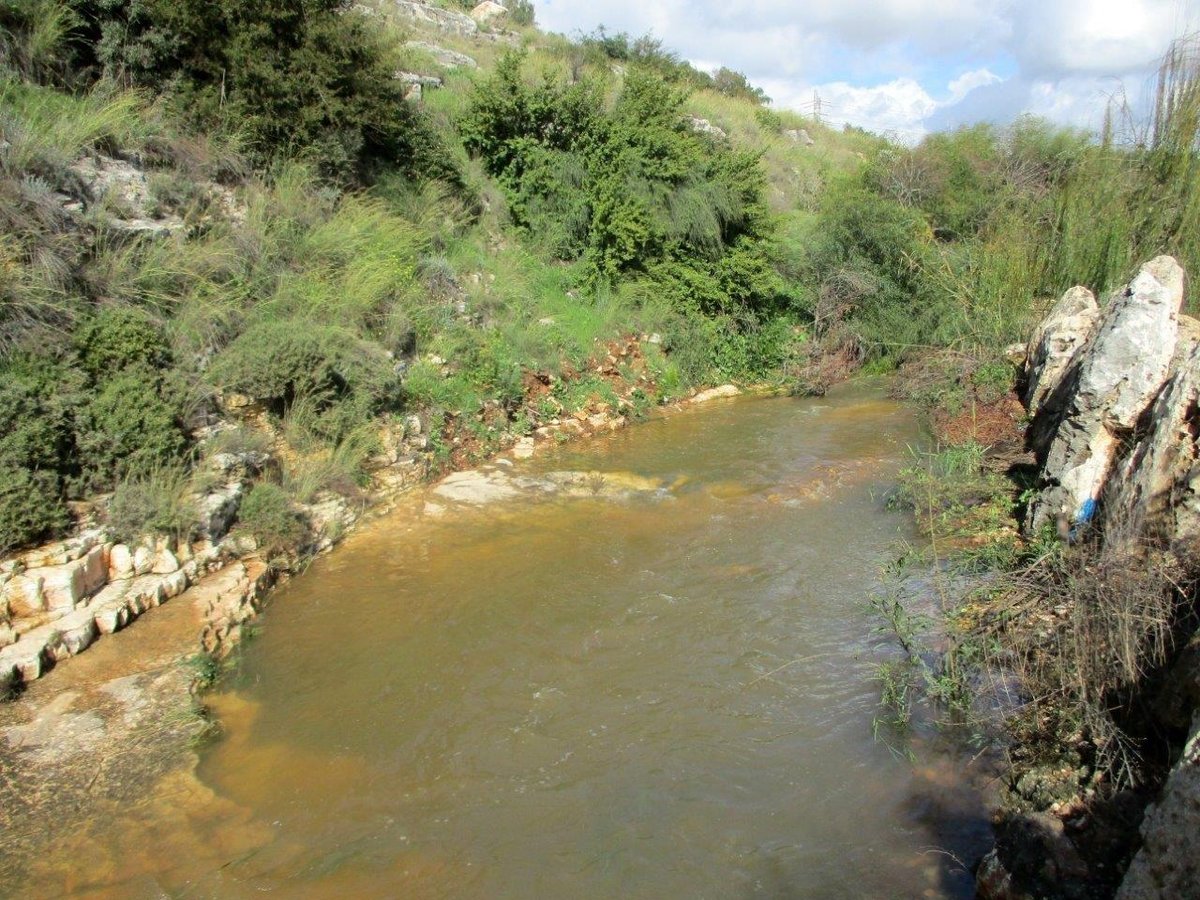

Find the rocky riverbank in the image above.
[
  {"left": 0, "top": 331, "right": 718, "bottom": 693},
  {"left": 0, "top": 376, "right": 750, "bottom": 889},
  {"left": 934, "top": 256, "right": 1200, "bottom": 898}
]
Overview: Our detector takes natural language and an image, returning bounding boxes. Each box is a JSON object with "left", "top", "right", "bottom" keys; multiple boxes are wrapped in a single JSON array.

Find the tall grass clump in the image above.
[
  {"left": 106, "top": 464, "right": 198, "bottom": 544},
  {"left": 0, "top": 80, "right": 150, "bottom": 176},
  {"left": 0, "top": 0, "right": 75, "bottom": 84},
  {"left": 1047, "top": 35, "right": 1200, "bottom": 301},
  {"left": 807, "top": 36, "right": 1199, "bottom": 367},
  {"left": 971, "top": 539, "right": 1188, "bottom": 786}
]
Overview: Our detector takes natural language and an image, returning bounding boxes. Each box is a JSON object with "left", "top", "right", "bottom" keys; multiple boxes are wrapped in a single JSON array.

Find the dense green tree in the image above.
[
  {"left": 57, "top": 0, "right": 453, "bottom": 184},
  {"left": 464, "top": 53, "right": 784, "bottom": 315}
]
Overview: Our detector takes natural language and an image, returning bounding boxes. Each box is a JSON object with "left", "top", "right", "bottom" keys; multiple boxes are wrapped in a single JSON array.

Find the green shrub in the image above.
[
  {"left": 210, "top": 319, "right": 398, "bottom": 415},
  {"left": 575, "top": 28, "right": 712, "bottom": 89},
  {"left": 464, "top": 53, "right": 779, "bottom": 321},
  {"left": 508, "top": 0, "right": 534, "bottom": 27},
  {"left": 76, "top": 368, "right": 187, "bottom": 488},
  {"left": 710, "top": 67, "right": 769, "bottom": 105},
  {"left": 0, "top": 356, "right": 83, "bottom": 474},
  {"left": 59, "top": 0, "right": 178, "bottom": 87},
  {"left": 0, "top": 356, "right": 84, "bottom": 551},
  {"left": 49, "top": 0, "right": 459, "bottom": 185},
  {"left": 755, "top": 107, "right": 783, "bottom": 133},
  {"left": 106, "top": 465, "right": 197, "bottom": 543},
  {"left": 73, "top": 305, "right": 172, "bottom": 379},
  {"left": 238, "top": 481, "right": 305, "bottom": 558},
  {"left": 0, "top": 464, "right": 69, "bottom": 554}
]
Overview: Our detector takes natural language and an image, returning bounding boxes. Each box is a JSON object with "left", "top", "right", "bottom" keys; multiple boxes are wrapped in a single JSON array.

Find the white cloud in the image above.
[
  {"left": 1008, "top": 0, "right": 1189, "bottom": 76},
  {"left": 948, "top": 68, "right": 1004, "bottom": 103},
  {"left": 924, "top": 72, "right": 1152, "bottom": 138},
  {"left": 531, "top": 0, "right": 1200, "bottom": 137},
  {"left": 762, "top": 77, "right": 938, "bottom": 141},
  {"left": 535, "top": 0, "right": 1006, "bottom": 60}
]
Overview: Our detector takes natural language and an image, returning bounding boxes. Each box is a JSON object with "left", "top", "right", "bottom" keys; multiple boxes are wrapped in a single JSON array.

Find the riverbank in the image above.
[
  {"left": 884, "top": 260, "right": 1200, "bottom": 899},
  {"left": 0, "top": 327, "right": 750, "bottom": 691},
  {"left": 0, "top": 376, "right": 772, "bottom": 891},
  {"left": 4, "top": 381, "right": 997, "bottom": 897}
]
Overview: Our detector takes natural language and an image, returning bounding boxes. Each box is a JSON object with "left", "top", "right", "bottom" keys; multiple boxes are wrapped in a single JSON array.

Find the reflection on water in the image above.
[{"left": 20, "top": 382, "right": 993, "bottom": 898}]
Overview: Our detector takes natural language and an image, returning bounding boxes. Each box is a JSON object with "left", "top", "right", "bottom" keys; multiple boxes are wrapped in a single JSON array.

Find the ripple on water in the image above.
[{"left": 15, "top": 384, "right": 991, "bottom": 899}]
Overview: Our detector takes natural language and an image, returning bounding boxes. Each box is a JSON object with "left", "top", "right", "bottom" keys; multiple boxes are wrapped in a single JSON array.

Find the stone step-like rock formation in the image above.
[{"left": 2, "top": 537, "right": 211, "bottom": 686}]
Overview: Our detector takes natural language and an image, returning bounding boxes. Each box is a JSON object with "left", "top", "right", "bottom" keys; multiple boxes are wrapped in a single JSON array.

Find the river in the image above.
[{"left": 12, "top": 383, "right": 993, "bottom": 898}]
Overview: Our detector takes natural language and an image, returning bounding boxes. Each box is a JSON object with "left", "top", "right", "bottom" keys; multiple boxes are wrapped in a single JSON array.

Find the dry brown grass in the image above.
[{"left": 969, "top": 537, "right": 1189, "bottom": 784}]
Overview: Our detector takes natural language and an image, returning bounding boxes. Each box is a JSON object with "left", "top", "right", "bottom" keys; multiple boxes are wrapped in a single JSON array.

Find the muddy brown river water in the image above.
[{"left": 7, "top": 383, "right": 994, "bottom": 898}]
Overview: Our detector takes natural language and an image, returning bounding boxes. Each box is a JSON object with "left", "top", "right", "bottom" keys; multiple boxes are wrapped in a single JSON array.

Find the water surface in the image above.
[{"left": 23, "top": 383, "right": 993, "bottom": 897}]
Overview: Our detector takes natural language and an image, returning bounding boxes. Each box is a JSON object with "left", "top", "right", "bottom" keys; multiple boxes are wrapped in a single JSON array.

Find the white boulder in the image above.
[{"left": 1029, "top": 257, "right": 1186, "bottom": 533}]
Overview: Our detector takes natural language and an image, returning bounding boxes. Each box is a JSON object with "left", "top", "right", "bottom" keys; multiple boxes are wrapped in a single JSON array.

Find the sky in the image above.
[{"left": 532, "top": 0, "right": 1200, "bottom": 142}]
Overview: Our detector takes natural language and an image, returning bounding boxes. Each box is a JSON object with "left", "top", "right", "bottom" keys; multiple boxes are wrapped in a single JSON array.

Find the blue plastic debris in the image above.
[{"left": 1075, "top": 498, "right": 1098, "bottom": 526}]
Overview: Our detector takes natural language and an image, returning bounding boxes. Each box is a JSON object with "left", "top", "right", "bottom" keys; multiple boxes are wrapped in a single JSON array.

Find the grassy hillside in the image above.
[
  {"left": 0, "top": 1, "right": 1195, "bottom": 564},
  {"left": 0, "top": 0, "right": 868, "bottom": 555}
]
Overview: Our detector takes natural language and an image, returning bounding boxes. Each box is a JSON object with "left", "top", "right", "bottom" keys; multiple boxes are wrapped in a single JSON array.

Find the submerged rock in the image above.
[
  {"left": 692, "top": 384, "right": 741, "bottom": 403},
  {"left": 433, "top": 469, "right": 523, "bottom": 505},
  {"left": 431, "top": 465, "right": 668, "bottom": 509}
]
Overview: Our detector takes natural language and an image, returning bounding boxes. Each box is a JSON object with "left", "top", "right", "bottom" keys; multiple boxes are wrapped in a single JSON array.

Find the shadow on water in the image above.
[{"left": 738, "top": 749, "right": 994, "bottom": 900}]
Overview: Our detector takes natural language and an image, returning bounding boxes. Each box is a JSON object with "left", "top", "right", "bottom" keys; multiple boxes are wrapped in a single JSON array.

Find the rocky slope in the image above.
[{"left": 982, "top": 257, "right": 1200, "bottom": 897}]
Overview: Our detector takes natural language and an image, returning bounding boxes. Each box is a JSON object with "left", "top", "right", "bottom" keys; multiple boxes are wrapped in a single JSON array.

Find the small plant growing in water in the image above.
[
  {"left": 584, "top": 471, "right": 607, "bottom": 495},
  {"left": 187, "top": 651, "right": 222, "bottom": 691}
]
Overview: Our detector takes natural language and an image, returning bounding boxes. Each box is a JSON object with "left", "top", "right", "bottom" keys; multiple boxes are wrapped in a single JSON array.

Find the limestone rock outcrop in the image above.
[
  {"left": 0, "top": 529, "right": 278, "bottom": 687},
  {"left": 1117, "top": 713, "right": 1200, "bottom": 898},
  {"left": 784, "top": 128, "right": 815, "bottom": 146},
  {"left": 403, "top": 41, "right": 478, "bottom": 69},
  {"left": 390, "top": 1, "right": 479, "bottom": 37},
  {"left": 1022, "top": 285, "right": 1100, "bottom": 416},
  {"left": 684, "top": 116, "right": 727, "bottom": 139},
  {"left": 1026, "top": 257, "right": 1186, "bottom": 534},
  {"left": 470, "top": 1, "right": 507, "bottom": 25},
  {"left": 1016, "top": 258, "right": 1200, "bottom": 896},
  {"left": 1103, "top": 318, "right": 1200, "bottom": 552},
  {"left": 66, "top": 153, "right": 243, "bottom": 236},
  {"left": 396, "top": 71, "right": 444, "bottom": 101}
]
